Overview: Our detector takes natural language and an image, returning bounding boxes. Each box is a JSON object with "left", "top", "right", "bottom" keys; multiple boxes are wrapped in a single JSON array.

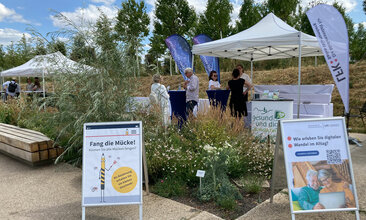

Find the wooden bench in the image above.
[{"left": 0, "top": 123, "right": 63, "bottom": 166}]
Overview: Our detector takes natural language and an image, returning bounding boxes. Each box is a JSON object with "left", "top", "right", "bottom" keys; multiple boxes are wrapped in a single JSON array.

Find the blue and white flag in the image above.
[
  {"left": 307, "top": 4, "right": 349, "bottom": 113},
  {"left": 193, "top": 34, "right": 220, "bottom": 82},
  {"left": 165, "top": 34, "right": 192, "bottom": 80}
]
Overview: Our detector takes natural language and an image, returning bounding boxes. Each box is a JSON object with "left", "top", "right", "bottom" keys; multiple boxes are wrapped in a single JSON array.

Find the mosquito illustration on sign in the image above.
[{"left": 99, "top": 153, "right": 118, "bottom": 202}]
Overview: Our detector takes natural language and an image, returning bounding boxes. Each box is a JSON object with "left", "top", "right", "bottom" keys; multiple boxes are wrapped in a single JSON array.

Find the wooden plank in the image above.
[
  {"left": 0, "top": 123, "right": 47, "bottom": 137},
  {"left": 0, "top": 131, "right": 39, "bottom": 152},
  {"left": 0, "top": 125, "right": 51, "bottom": 142},
  {"left": 0, "top": 127, "right": 52, "bottom": 150},
  {"left": 0, "top": 142, "right": 39, "bottom": 162}
]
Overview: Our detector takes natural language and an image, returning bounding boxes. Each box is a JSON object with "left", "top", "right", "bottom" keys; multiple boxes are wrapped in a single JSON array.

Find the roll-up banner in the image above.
[
  {"left": 306, "top": 4, "right": 349, "bottom": 113},
  {"left": 193, "top": 34, "right": 221, "bottom": 82},
  {"left": 165, "top": 34, "right": 193, "bottom": 80}
]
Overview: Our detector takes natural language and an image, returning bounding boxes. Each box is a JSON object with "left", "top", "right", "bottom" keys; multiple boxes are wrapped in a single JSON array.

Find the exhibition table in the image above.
[
  {"left": 206, "top": 90, "right": 230, "bottom": 110},
  {"left": 168, "top": 90, "right": 186, "bottom": 122}
]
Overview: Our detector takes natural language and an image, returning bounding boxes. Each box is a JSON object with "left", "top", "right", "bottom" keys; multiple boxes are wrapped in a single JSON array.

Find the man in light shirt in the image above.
[
  {"left": 183, "top": 68, "right": 199, "bottom": 116},
  {"left": 237, "top": 64, "right": 252, "bottom": 126},
  {"left": 3, "top": 77, "right": 21, "bottom": 101}
]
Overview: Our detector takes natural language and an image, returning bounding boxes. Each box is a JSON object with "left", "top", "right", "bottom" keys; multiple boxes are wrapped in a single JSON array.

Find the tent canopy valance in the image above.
[
  {"left": 192, "top": 13, "right": 323, "bottom": 61},
  {"left": 0, "top": 51, "right": 93, "bottom": 77}
]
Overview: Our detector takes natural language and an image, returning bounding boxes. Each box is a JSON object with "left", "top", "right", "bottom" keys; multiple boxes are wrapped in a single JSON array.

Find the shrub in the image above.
[
  {"left": 241, "top": 175, "right": 264, "bottom": 194},
  {"left": 151, "top": 176, "right": 187, "bottom": 198}
]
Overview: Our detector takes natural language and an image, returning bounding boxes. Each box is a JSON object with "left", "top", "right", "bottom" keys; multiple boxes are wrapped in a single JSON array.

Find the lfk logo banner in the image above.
[{"left": 307, "top": 4, "right": 349, "bottom": 113}]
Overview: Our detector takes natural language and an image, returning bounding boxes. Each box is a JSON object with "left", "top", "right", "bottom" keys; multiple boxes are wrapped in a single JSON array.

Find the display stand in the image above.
[
  {"left": 168, "top": 90, "right": 186, "bottom": 124},
  {"left": 206, "top": 90, "right": 230, "bottom": 110},
  {"left": 270, "top": 117, "right": 360, "bottom": 220}
]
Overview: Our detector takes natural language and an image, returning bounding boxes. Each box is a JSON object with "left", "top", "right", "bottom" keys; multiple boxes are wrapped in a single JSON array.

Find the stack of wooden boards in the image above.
[{"left": 0, "top": 123, "right": 63, "bottom": 166}]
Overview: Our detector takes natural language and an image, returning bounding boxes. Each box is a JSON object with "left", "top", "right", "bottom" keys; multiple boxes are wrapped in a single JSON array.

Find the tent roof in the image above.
[
  {"left": 1, "top": 52, "right": 93, "bottom": 77},
  {"left": 192, "top": 13, "right": 323, "bottom": 61}
]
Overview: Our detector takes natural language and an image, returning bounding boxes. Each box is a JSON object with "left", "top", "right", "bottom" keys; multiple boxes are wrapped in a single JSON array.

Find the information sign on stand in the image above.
[
  {"left": 82, "top": 121, "right": 143, "bottom": 220},
  {"left": 270, "top": 117, "right": 360, "bottom": 220}
]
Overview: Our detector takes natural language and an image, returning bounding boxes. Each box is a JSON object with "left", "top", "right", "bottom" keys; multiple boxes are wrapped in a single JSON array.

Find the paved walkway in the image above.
[{"left": 0, "top": 133, "right": 365, "bottom": 220}]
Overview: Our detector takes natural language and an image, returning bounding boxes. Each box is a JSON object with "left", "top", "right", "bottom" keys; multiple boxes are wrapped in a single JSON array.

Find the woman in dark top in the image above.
[{"left": 227, "top": 69, "right": 253, "bottom": 118}]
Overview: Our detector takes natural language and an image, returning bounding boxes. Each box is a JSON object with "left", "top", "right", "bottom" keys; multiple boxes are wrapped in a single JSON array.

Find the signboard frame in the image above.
[
  {"left": 81, "top": 121, "right": 144, "bottom": 219},
  {"left": 271, "top": 117, "right": 360, "bottom": 220}
]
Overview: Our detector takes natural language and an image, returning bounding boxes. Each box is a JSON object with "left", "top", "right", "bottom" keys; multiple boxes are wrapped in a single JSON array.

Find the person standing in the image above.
[
  {"left": 150, "top": 74, "right": 171, "bottom": 126},
  {"left": 227, "top": 69, "right": 252, "bottom": 118},
  {"left": 2, "top": 77, "right": 21, "bottom": 101},
  {"left": 208, "top": 70, "right": 221, "bottom": 90},
  {"left": 183, "top": 68, "right": 199, "bottom": 116}
]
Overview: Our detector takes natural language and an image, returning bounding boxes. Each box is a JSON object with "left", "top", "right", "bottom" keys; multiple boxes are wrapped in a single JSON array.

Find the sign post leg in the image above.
[
  {"left": 139, "top": 204, "right": 143, "bottom": 220},
  {"left": 82, "top": 206, "right": 85, "bottom": 220},
  {"left": 270, "top": 124, "right": 282, "bottom": 203},
  {"left": 291, "top": 213, "right": 295, "bottom": 220},
  {"left": 355, "top": 210, "right": 360, "bottom": 220}
]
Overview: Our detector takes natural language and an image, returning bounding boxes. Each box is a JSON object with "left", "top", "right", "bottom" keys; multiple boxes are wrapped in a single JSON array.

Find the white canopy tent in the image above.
[
  {"left": 1, "top": 51, "right": 93, "bottom": 98},
  {"left": 192, "top": 13, "right": 324, "bottom": 118}
]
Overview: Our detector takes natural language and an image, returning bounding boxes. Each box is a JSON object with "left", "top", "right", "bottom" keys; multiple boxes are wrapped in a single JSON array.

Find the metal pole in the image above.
[
  {"left": 250, "top": 58, "right": 254, "bottom": 99},
  {"left": 82, "top": 206, "right": 85, "bottom": 220},
  {"left": 297, "top": 32, "right": 302, "bottom": 119},
  {"left": 191, "top": 54, "right": 194, "bottom": 69},
  {"left": 136, "top": 47, "right": 140, "bottom": 77},
  {"left": 315, "top": 56, "right": 317, "bottom": 67},
  {"left": 170, "top": 55, "right": 172, "bottom": 76},
  {"left": 139, "top": 204, "right": 143, "bottom": 220},
  {"left": 42, "top": 70, "right": 46, "bottom": 99}
]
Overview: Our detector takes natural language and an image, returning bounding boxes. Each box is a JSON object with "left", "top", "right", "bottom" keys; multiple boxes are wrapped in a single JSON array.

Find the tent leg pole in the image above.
[
  {"left": 43, "top": 70, "right": 45, "bottom": 99},
  {"left": 192, "top": 54, "right": 194, "bottom": 69},
  {"left": 250, "top": 59, "right": 253, "bottom": 99},
  {"left": 297, "top": 32, "right": 302, "bottom": 119}
]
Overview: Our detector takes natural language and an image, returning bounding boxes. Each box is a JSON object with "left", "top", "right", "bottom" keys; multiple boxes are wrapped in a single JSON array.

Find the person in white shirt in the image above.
[
  {"left": 2, "top": 78, "right": 21, "bottom": 101},
  {"left": 183, "top": 68, "right": 199, "bottom": 116},
  {"left": 150, "top": 74, "right": 171, "bottom": 126},
  {"left": 208, "top": 70, "right": 221, "bottom": 90}
]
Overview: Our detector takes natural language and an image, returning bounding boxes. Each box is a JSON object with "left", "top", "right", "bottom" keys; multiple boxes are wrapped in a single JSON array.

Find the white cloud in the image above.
[
  {"left": 187, "top": 0, "right": 207, "bottom": 14},
  {"left": 0, "top": 28, "right": 31, "bottom": 46},
  {"left": 354, "top": 22, "right": 366, "bottom": 29},
  {"left": 50, "top": 4, "right": 118, "bottom": 29},
  {"left": 90, "top": 0, "right": 116, "bottom": 5},
  {"left": 300, "top": 0, "right": 357, "bottom": 13},
  {"left": 0, "top": 3, "right": 29, "bottom": 23}
]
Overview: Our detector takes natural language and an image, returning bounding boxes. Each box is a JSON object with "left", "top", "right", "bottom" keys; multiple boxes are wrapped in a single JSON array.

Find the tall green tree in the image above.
[
  {"left": 95, "top": 13, "right": 118, "bottom": 55},
  {"left": 70, "top": 34, "right": 96, "bottom": 65},
  {"left": 115, "top": 0, "right": 149, "bottom": 56},
  {"left": 266, "top": 0, "right": 299, "bottom": 25},
  {"left": 363, "top": 0, "right": 366, "bottom": 14},
  {"left": 48, "top": 39, "right": 67, "bottom": 55},
  {"left": 149, "top": 0, "right": 197, "bottom": 59},
  {"left": 350, "top": 23, "right": 366, "bottom": 61},
  {"left": 16, "top": 34, "right": 32, "bottom": 62},
  {"left": 33, "top": 38, "right": 48, "bottom": 55},
  {"left": 196, "top": 0, "right": 233, "bottom": 40},
  {"left": 236, "top": 0, "right": 264, "bottom": 32}
]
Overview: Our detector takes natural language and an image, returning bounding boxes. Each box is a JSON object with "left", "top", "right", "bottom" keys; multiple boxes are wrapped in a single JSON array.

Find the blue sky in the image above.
[{"left": 0, "top": 0, "right": 365, "bottom": 51}]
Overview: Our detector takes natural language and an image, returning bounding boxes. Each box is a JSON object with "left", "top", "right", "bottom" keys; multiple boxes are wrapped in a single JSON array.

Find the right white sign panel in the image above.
[{"left": 281, "top": 117, "right": 358, "bottom": 212}]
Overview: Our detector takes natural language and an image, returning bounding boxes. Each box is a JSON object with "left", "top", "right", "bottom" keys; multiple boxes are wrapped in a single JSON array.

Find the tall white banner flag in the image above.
[{"left": 307, "top": 4, "right": 349, "bottom": 113}]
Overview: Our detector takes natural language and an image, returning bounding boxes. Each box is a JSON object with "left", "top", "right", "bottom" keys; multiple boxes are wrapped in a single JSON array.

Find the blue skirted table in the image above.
[
  {"left": 206, "top": 90, "right": 230, "bottom": 110},
  {"left": 168, "top": 90, "right": 186, "bottom": 123}
]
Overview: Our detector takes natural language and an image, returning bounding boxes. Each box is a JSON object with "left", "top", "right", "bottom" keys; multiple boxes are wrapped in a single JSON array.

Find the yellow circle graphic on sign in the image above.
[{"left": 112, "top": 167, "right": 138, "bottom": 193}]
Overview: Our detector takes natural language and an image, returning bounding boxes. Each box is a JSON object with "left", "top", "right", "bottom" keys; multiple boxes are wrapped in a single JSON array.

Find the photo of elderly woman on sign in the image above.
[
  {"left": 208, "top": 70, "right": 220, "bottom": 90},
  {"left": 318, "top": 169, "right": 356, "bottom": 208},
  {"left": 227, "top": 68, "right": 253, "bottom": 118}
]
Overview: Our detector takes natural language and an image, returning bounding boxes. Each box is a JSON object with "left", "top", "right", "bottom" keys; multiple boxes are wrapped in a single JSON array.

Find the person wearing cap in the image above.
[{"left": 2, "top": 77, "right": 21, "bottom": 101}]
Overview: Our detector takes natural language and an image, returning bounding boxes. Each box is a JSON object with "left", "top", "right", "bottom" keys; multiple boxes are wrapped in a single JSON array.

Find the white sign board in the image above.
[
  {"left": 82, "top": 121, "right": 142, "bottom": 206},
  {"left": 196, "top": 170, "right": 205, "bottom": 178},
  {"left": 252, "top": 100, "right": 293, "bottom": 140},
  {"left": 280, "top": 117, "right": 359, "bottom": 217}
]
